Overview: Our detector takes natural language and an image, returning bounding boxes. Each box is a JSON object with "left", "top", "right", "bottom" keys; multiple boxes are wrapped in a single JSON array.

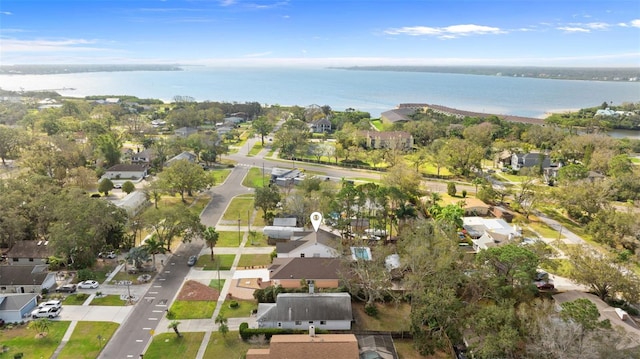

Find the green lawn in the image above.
[
  {"left": 352, "top": 301, "right": 412, "bottom": 332},
  {"left": 242, "top": 167, "right": 268, "bottom": 188},
  {"left": 212, "top": 168, "right": 232, "bottom": 183},
  {"left": 63, "top": 293, "right": 90, "bottom": 305},
  {"left": 216, "top": 231, "right": 243, "bottom": 247},
  {"left": 169, "top": 300, "right": 217, "bottom": 319},
  {"left": 248, "top": 143, "right": 263, "bottom": 156},
  {"left": 57, "top": 321, "right": 119, "bottom": 359},
  {"left": 200, "top": 254, "right": 235, "bottom": 271},
  {"left": 204, "top": 332, "right": 259, "bottom": 359},
  {"left": 217, "top": 299, "right": 257, "bottom": 318},
  {"left": 221, "top": 196, "right": 254, "bottom": 225},
  {"left": 145, "top": 332, "right": 204, "bottom": 359},
  {"left": 541, "top": 258, "right": 573, "bottom": 277},
  {"left": 237, "top": 254, "right": 272, "bottom": 268},
  {"left": 209, "top": 279, "right": 226, "bottom": 291},
  {"left": 245, "top": 231, "right": 269, "bottom": 246},
  {"left": 90, "top": 294, "right": 129, "bottom": 306},
  {"left": 528, "top": 221, "right": 563, "bottom": 239},
  {"left": 0, "top": 321, "right": 71, "bottom": 359}
]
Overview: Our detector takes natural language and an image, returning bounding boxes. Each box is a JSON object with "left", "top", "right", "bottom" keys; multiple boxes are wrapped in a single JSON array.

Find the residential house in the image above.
[
  {"left": 309, "top": 118, "right": 332, "bottom": 133},
  {"left": 268, "top": 257, "right": 342, "bottom": 289},
  {"left": 360, "top": 131, "right": 414, "bottom": 151},
  {"left": 131, "top": 148, "right": 154, "bottom": 164},
  {"left": 246, "top": 334, "right": 359, "bottom": 359},
  {"left": 255, "top": 292, "right": 353, "bottom": 330},
  {"left": 270, "top": 167, "right": 305, "bottom": 187},
  {"left": 496, "top": 150, "right": 513, "bottom": 168},
  {"left": 164, "top": 151, "right": 197, "bottom": 167},
  {"left": 553, "top": 291, "right": 640, "bottom": 349},
  {"left": 174, "top": 127, "right": 198, "bottom": 138},
  {"left": 103, "top": 163, "right": 148, "bottom": 181},
  {"left": 511, "top": 152, "right": 551, "bottom": 171},
  {"left": 0, "top": 265, "right": 57, "bottom": 294},
  {"left": 6, "top": 240, "right": 54, "bottom": 266},
  {"left": 276, "top": 229, "right": 341, "bottom": 258},
  {"left": 223, "top": 116, "right": 245, "bottom": 126},
  {"left": 273, "top": 217, "right": 298, "bottom": 227},
  {"left": 462, "top": 217, "right": 521, "bottom": 251},
  {"left": 492, "top": 206, "right": 514, "bottom": 223},
  {"left": 0, "top": 293, "right": 39, "bottom": 323},
  {"left": 264, "top": 218, "right": 305, "bottom": 244},
  {"left": 461, "top": 197, "right": 491, "bottom": 216}
]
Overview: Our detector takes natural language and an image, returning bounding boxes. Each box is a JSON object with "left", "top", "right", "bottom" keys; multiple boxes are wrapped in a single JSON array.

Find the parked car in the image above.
[
  {"left": 78, "top": 280, "right": 99, "bottom": 289},
  {"left": 98, "top": 251, "right": 117, "bottom": 259},
  {"left": 187, "top": 255, "right": 197, "bottom": 266},
  {"left": 31, "top": 306, "right": 61, "bottom": 319},
  {"left": 38, "top": 299, "right": 62, "bottom": 309},
  {"left": 535, "top": 281, "right": 555, "bottom": 290},
  {"left": 55, "top": 284, "right": 77, "bottom": 293}
]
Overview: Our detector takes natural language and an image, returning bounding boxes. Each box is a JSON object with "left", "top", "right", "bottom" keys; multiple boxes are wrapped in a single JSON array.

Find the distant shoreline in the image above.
[
  {"left": 333, "top": 65, "right": 640, "bottom": 82},
  {"left": 0, "top": 64, "right": 183, "bottom": 75}
]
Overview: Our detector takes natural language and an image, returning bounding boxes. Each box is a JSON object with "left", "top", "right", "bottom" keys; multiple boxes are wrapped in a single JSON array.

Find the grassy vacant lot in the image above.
[
  {"left": 145, "top": 332, "right": 204, "bottom": 359},
  {"left": 216, "top": 231, "right": 243, "bottom": 247},
  {"left": 222, "top": 196, "right": 254, "bottom": 226},
  {"left": 352, "top": 301, "right": 411, "bottom": 332},
  {"left": 237, "top": 254, "right": 271, "bottom": 268},
  {"left": 90, "top": 294, "right": 128, "bottom": 306},
  {"left": 200, "top": 254, "right": 235, "bottom": 271},
  {"left": 170, "top": 300, "right": 217, "bottom": 319},
  {"left": 0, "top": 321, "right": 70, "bottom": 358},
  {"left": 243, "top": 167, "right": 268, "bottom": 188},
  {"left": 57, "top": 321, "right": 119, "bottom": 359},
  {"left": 218, "top": 299, "right": 258, "bottom": 318}
]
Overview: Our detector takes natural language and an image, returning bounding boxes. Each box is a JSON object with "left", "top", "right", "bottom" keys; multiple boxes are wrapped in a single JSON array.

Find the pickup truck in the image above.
[{"left": 31, "top": 306, "right": 61, "bottom": 319}]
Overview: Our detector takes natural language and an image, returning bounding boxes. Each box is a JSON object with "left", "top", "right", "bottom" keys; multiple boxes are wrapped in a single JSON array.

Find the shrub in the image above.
[
  {"left": 447, "top": 182, "right": 457, "bottom": 197},
  {"left": 364, "top": 303, "right": 378, "bottom": 317},
  {"left": 41, "top": 288, "right": 49, "bottom": 295},
  {"left": 461, "top": 190, "right": 467, "bottom": 198},
  {"left": 77, "top": 269, "right": 95, "bottom": 282},
  {"left": 166, "top": 309, "right": 176, "bottom": 320},
  {"left": 229, "top": 300, "right": 239, "bottom": 308},
  {"left": 76, "top": 293, "right": 89, "bottom": 301},
  {"left": 96, "top": 291, "right": 103, "bottom": 297}
]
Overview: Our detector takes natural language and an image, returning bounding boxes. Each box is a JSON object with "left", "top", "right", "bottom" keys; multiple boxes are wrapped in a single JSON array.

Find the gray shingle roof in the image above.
[
  {"left": 257, "top": 292, "right": 352, "bottom": 322},
  {"left": 269, "top": 257, "right": 342, "bottom": 280},
  {"left": 0, "top": 293, "right": 38, "bottom": 311}
]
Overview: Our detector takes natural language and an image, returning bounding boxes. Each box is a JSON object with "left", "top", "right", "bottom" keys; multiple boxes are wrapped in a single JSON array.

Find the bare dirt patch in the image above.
[{"left": 177, "top": 280, "right": 220, "bottom": 301}]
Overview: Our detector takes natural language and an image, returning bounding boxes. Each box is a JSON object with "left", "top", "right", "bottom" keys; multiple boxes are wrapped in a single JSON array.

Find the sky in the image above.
[{"left": 1, "top": 0, "right": 639, "bottom": 67}]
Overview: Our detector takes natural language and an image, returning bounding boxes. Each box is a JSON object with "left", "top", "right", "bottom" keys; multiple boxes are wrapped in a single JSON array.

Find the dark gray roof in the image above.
[
  {"left": 257, "top": 292, "right": 352, "bottom": 322},
  {"left": 0, "top": 293, "right": 38, "bottom": 311},
  {"left": 277, "top": 229, "right": 341, "bottom": 254},
  {"left": 106, "top": 163, "right": 148, "bottom": 172},
  {"left": 7, "top": 240, "right": 54, "bottom": 259},
  {"left": 0, "top": 265, "right": 51, "bottom": 286},
  {"left": 269, "top": 257, "right": 342, "bottom": 280},
  {"left": 380, "top": 108, "right": 415, "bottom": 123},
  {"left": 276, "top": 240, "right": 307, "bottom": 254}
]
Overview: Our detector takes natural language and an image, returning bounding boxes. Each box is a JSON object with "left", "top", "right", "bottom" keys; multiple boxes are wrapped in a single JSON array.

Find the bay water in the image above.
[{"left": 1, "top": 66, "right": 639, "bottom": 121}]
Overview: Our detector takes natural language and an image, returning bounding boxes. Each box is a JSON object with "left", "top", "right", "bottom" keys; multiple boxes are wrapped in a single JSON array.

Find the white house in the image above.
[
  {"left": 103, "top": 164, "right": 148, "bottom": 181},
  {"left": 255, "top": 292, "right": 353, "bottom": 330},
  {"left": 462, "top": 217, "right": 521, "bottom": 251},
  {"left": 275, "top": 229, "right": 340, "bottom": 258},
  {"left": 113, "top": 191, "right": 150, "bottom": 217}
]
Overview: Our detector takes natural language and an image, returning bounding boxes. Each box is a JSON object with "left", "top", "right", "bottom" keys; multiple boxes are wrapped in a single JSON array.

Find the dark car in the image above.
[
  {"left": 55, "top": 284, "right": 77, "bottom": 293},
  {"left": 187, "top": 255, "right": 197, "bottom": 266}
]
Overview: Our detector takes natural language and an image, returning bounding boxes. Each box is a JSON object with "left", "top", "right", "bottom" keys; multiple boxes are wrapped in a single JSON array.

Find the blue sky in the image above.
[{"left": 1, "top": 0, "right": 639, "bottom": 67}]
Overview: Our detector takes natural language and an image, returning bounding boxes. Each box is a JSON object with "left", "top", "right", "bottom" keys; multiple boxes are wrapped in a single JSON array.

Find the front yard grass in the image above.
[
  {"left": 221, "top": 196, "right": 254, "bottom": 226},
  {"left": 209, "top": 279, "right": 226, "bottom": 291},
  {"left": 200, "top": 254, "right": 235, "bottom": 271},
  {"left": 245, "top": 231, "right": 269, "bottom": 246},
  {"left": 217, "top": 299, "right": 257, "bottom": 318},
  {"left": 57, "top": 321, "right": 119, "bottom": 359},
  {"left": 527, "top": 221, "right": 563, "bottom": 239},
  {"left": 237, "top": 254, "right": 271, "bottom": 268},
  {"left": 63, "top": 294, "right": 90, "bottom": 305},
  {"left": 90, "top": 294, "right": 128, "bottom": 306},
  {"left": 0, "top": 320, "right": 70, "bottom": 359},
  {"left": 144, "top": 332, "right": 204, "bottom": 359},
  {"left": 204, "top": 332, "right": 259, "bottom": 358},
  {"left": 169, "top": 300, "right": 217, "bottom": 319},
  {"left": 215, "top": 231, "right": 243, "bottom": 247}
]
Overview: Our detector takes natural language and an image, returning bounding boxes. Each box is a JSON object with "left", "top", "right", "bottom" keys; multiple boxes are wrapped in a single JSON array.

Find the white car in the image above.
[
  {"left": 31, "top": 306, "right": 61, "bottom": 319},
  {"left": 38, "top": 299, "right": 62, "bottom": 309},
  {"left": 77, "top": 280, "right": 99, "bottom": 289}
]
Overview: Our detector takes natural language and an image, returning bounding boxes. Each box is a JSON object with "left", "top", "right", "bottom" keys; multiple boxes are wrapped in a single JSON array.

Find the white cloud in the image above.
[
  {"left": 0, "top": 38, "right": 104, "bottom": 52},
  {"left": 219, "top": 0, "right": 236, "bottom": 6},
  {"left": 557, "top": 26, "right": 590, "bottom": 33},
  {"left": 384, "top": 24, "right": 504, "bottom": 38},
  {"left": 0, "top": 11, "right": 12, "bottom": 15},
  {"left": 629, "top": 19, "right": 640, "bottom": 28},
  {"left": 584, "top": 22, "right": 609, "bottom": 30}
]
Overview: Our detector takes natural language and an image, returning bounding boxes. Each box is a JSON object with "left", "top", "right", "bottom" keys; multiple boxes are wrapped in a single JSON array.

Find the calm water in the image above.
[{"left": 1, "top": 66, "right": 639, "bottom": 120}]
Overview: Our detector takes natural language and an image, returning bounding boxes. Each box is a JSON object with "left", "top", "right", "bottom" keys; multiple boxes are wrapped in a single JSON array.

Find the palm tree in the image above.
[
  {"left": 143, "top": 234, "right": 166, "bottom": 268},
  {"left": 28, "top": 318, "right": 51, "bottom": 337},
  {"left": 168, "top": 320, "right": 182, "bottom": 338},
  {"left": 215, "top": 314, "right": 229, "bottom": 338},
  {"left": 203, "top": 226, "right": 219, "bottom": 261}
]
